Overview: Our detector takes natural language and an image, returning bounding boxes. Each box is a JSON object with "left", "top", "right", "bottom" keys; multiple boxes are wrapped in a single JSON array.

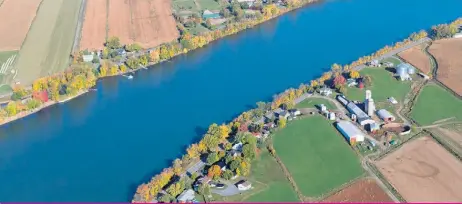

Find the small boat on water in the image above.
[{"left": 127, "top": 75, "right": 134, "bottom": 79}]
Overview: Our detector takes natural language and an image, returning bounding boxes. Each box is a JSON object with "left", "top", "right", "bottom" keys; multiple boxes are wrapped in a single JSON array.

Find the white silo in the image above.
[
  {"left": 365, "top": 90, "right": 372, "bottom": 100},
  {"left": 407, "top": 65, "right": 416, "bottom": 75},
  {"left": 396, "top": 63, "right": 410, "bottom": 81},
  {"left": 366, "top": 98, "right": 375, "bottom": 117}
]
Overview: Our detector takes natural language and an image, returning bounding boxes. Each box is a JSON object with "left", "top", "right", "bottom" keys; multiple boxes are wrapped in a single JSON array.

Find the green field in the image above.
[
  {"left": 14, "top": 0, "right": 83, "bottom": 85},
  {"left": 244, "top": 151, "right": 299, "bottom": 202},
  {"left": 273, "top": 116, "right": 364, "bottom": 197},
  {"left": 187, "top": 23, "right": 210, "bottom": 35},
  {"left": 0, "top": 51, "right": 18, "bottom": 63},
  {"left": 345, "top": 67, "right": 411, "bottom": 102},
  {"left": 295, "top": 98, "right": 337, "bottom": 110},
  {"left": 197, "top": 0, "right": 222, "bottom": 10},
  {"left": 411, "top": 84, "right": 462, "bottom": 125},
  {"left": 173, "top": 0, "right": 198, "bottom": 11}
]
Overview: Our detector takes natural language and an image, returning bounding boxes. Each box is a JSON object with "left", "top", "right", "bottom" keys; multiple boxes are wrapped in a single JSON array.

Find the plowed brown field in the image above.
[
  {"left": 429, "top": 38, "right": 462, "bottom": 96},
  {"left": 131, "top": 0, "right": 179, "bottom": 48},
  {"left": 398, "top": 44, "right": 431, "bottom": 74},
  {"left": 0, "top": 0, "right": 42, "bottom": 51},
  {"left": 108, "top": 0, "right": 132, "bottom": 45},
  {"left": 376, "top": 137, "right": 462, "bottom": 202},
  {"left": 80, "top": 0, "right": 107, "bottom": 50},
  {"left": 323, "top": 179, "right": 393, "bottom": 202},
  {"left": 104, "top": 0, "right": 178, "bottom": 48}
]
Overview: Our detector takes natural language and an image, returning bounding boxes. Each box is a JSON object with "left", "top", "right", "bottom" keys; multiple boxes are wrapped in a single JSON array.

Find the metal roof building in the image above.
[
  {"left": 336, "top": 121, "right": 365, "bottom": 144},
  {"left": 377, "top": 109, "right": 396, "bottom": 122},
  {"left": 346, "top": 102, "right": 375, "bottom": 126}
]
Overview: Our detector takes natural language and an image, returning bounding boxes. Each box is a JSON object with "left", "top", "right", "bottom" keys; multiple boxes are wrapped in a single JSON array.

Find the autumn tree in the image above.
[
  {"left": 27, "top": 99, "right": 41, "bottom": 110},
  {"left": 119, "top": 64, "right": 128, "bottom": 73},
  {"left": 5, "top": 102, "right": 17, "bottom": 116},
  {"left": 99, "top": 63, "right": 108, "bottom": 77},
  {"left": 207, "top": 165, "right": 222, "bottom": 179},
  {"left": 431, "top": 24, "right": 457, "bottom": 39},
  {"left": 349, "top": 70, "right": 360, "bottom": 79},
  {"left": 218, "top": 124, "right": 230, "bottom": 140},
  {"left": 278, "top": 117, "right": 287, "bottom": 128},
  {"left": 238, "top": 161, "right": 250, "bottom": 176},
  {"left": 173, "top": 159, "right": 183, "bottom": 176},
  {"left": 125, "top": 43, "right": 142, "bottom": 52},
  {"left": 126, "top": 58, "right": 140, "bottom": 69},
  {"left": 110, "top": 65, "right": 119, "bottom": 76},
  {"left": 187, "top": 144, "right": 200, "bottom": 159},
  {"left": 333, "top": 74, "right": 346, "bottom": 87},
  {"left": 166, "top": 180, "right": 184, "bottom": 197},
  {"left": 331, "top": 63, "right": 342, "bottom": 73}
]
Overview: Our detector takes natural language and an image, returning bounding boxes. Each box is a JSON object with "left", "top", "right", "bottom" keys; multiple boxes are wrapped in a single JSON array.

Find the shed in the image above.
[
  {"left": 336, "top": 121, "right": 365, "bottom": 144},
  {"left": 177, "top": 189, "right": 195, "bottom": 202},
  {"left": 376, "top": 109, "right": 396, "bottom": 122},
  {"left": 83, "top": 54, "right": 94, "bottom": 62},
  {"left": 203, "top": 10, "right": 220, "bottom": 19}
]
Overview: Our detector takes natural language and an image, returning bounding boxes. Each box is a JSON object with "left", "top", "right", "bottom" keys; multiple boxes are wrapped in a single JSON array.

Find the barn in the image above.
[
  {"left": 377, "top": 109, "right": 395, "bottom": 122},
  {"left": 336, "top": 121, "right": 365, "bottom": 145}
]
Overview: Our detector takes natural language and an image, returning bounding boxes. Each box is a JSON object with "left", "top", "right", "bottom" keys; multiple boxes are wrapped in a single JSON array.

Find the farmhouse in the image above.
[
  {"left": 236, "top": 180, "right": 252, "bottom": 191},
  {"left": 177, "top": 189, "right": 195, "bottom": 202},
  {"left": 336, "top": 121, "right": 365, "bottom": 144},
  {"left": 376, "top": 109, "right": 395, "bottom": 122},
  {"left": 346, "top": 102, "right": 375, "bottom": 126}
]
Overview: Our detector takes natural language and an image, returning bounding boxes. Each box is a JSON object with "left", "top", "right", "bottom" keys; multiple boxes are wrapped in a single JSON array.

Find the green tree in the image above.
[
  {"left": 221, "top": 8, "right": 231, "bottom": 18},
  {"left": 27, "top": 99, "right": 41, "bottom": 110},
  {"left": 125, "top": 43, "right": 142, "bottom": 52},
  {"left": 229, "top": 160, "right": 240, "bottom": 171},
  {"left": 222, "top": 170, "right": 233, "bottom": 180},
  {"left": 431, "top": 24, "right": 457, "bottom": 39},
  {"left": 242, "top": 144, "right": 256, "bottom": 160},
  {"left": 5, "top": 102, "right": 17, "bottom": 116},
  {"left": 106, "top": 36, "right": 121, "bottom": 49},
  {"left": 224, "top": 154, "right": 233, "bottom": 164},
  {"left": 126, "top": 58, "right": 139, "bottom": 69},
  {"left": 278, "top": 117, "right": 287, "bottom": 128},
  {"left": 159, "top": 194, "right": 171, "bottom": 203},
  {"left": 206, "top": 152, "right": 219, "bottom": 164},
  {"left": 198, "top": 183, "right": 210, "bottom": 196}
]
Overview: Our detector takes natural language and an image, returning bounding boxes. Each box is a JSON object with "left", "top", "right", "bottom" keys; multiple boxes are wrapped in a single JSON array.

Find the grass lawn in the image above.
[
  {"left": 273, "top": 116, "right": 364, "bottom": 198},
  {"left": 295, "top": 98, "right": 337, "bottom": 110},
  {"left": 172, "top": 0, "right": 198, "bottom": 11},
  {"left": 187, "top": 23, "right": 210, "bottom": 35},
  {"left": 0, "top": 51, "right": 18, "bottom": 63},
  {"left": 345, "top": 67, "right": 411, "bottom": 102},
  {"left": 197, "top": 0, "right": 222, "bottom": 10},
  {"left": 217, "top": 150, "right": 299, "bottom": 202},
  {"left": 381, "top": 57, "right": 402, "bottom": 66},
  {"left": 410, "top": 84, "right": 462, "bottom": 125}
]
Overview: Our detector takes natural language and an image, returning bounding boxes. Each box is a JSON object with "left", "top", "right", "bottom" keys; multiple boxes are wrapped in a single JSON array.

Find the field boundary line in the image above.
[
  {"left": 105, "top": 0, "right": 109, "bottom": 41},
  {"left": 11, "top": 0, "right": 46, "bottom": 72},
  {"left": 72, "top": 0, "right": 87, "bottom": 52},
  {"left": 426, "top": 130, "right": 462, "bottom": 161},
  {"left": 269, "top": 149, "right": 306, "bottom": 201},
  {"left": 366, "top": 161, "right": 406, "bottom": 202}
]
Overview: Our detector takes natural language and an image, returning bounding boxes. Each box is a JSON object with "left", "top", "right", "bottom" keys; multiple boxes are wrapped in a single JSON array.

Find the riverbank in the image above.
[
  {"left": 131, "top": 18, "right": 462, "bottom": 202},
  {"left": 0, "top": 0, "right": 321, "bottom": 127}
]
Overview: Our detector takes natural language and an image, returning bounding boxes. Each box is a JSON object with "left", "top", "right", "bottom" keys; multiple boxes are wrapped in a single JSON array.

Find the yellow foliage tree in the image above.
[
  {"left": 349, "top": 70, "right": 360, "bottom": 79},
  {"left": 219, "top": 124, "right": 230, "bottom": 140},
  {"left": 187, "top": 144, "right": 200, "bottom": 159},
  {"left": 110, "top": 65, "right": 119, "bottom": 76}
]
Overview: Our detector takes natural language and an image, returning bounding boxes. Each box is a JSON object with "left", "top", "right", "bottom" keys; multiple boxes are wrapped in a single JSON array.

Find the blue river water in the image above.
[{"left": 0, "top": 0, "right": 461, "bottom": 201}]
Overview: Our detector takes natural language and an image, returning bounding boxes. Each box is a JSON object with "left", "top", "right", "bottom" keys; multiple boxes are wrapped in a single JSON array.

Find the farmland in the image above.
[
  {"left": 243, "top": 150, "right": 299, "bottom": 202},
  {"left": 345, "top": 66, "right": 412, "bottom": 102},
  {"left": 273, "top": 116, "right": 364, "bottom": 197},
  {"left": 79, "top": 0, "right": 107, "bottom": 50},
  {"left": 398, "top": 44, "right": 432, "bottom": 74},
  {"left": 13, "top": 0, "right": 83, "bottom": 85},
  {"left": 104, "top": 0, "right": 179, "bottom": 49},
  {"left": 376, "top": 137, "right": 462, "bottom": 202},
  {"left": 429, "top": 38, "right": 462, "bottom": 96},
  {"left": 410, "top": 84, "right": 462, "bottom": 125},
  {"left": 0, "top": 0, "right": 42, "bottom": 51},
  {"left": 323, "top": 179, "right": 393, "bottom": 202}
]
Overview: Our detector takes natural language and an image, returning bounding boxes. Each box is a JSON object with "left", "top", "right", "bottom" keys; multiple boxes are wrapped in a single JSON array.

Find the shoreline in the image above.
[{"left": 0, "top": 0, "right": 321, "bottom": 128}]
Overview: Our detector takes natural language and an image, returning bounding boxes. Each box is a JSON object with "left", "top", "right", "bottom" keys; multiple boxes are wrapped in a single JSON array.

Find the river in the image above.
[{"left": 0, "top": 0, "right": 460, "bottom": 201}]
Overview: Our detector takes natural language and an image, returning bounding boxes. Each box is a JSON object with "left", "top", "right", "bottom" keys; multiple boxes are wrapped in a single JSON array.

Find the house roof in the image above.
[
  {"left": 203, "top": 10, "right": 214, "bottom": 15},
  {"left": 346, "top": 102, "right": 369, "bottom": 120},
  {"left": 177, "top": 189, "right": 195, "bottom": 202},
  {"left": 187, "top": 160, "right": 205, "bottom": 174},
  {"left": 236, "top": 180, "right": 251, "bottom": 187},
  {"left": 336, "top": 121, "right": 364, "bottom": 138}
]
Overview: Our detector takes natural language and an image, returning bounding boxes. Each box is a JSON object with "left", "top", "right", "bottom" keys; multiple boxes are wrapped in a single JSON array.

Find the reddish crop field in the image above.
[
  {"left": 323, "top": 179, "right": 393, "bottom": 202},
  {"left": 80, "top": 0, "right": 107, "bottom": 50}
]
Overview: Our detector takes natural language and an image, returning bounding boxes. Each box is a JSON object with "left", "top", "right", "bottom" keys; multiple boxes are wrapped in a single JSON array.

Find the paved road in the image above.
[
  {"left": 353, "top": 37, "right": 431, "bottom": 71},
  {"left": 211, "top": 180, "right": 240, "bottom": 196}
]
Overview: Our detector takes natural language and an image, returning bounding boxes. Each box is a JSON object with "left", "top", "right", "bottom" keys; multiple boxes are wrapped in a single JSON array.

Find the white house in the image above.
[
  {"left": 336, "top": 121, "right": 365, "bottom": 144},
  {"left": 319, "top": 87, "right": 332, "bottom": 96},
  {"left": 236, "top": 180, "right": 252, "bottom": 191},
  {"left": 177, "top": 189, "right": 195, "bottom": 202}
]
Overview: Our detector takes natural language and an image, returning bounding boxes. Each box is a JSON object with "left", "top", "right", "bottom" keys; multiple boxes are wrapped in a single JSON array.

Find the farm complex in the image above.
[{"left": 80, "top": 0, "right": 179, "bottom": 50}]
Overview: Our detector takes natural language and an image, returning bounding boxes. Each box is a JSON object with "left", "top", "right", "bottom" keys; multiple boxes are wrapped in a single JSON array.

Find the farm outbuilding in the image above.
[
  {"left": 336, "top": 121, "right": 365, "bottom": 144},
  {"left": 377, "top": 109, "right": 395, "bottom": 122},
  {"left": 346, "top": 102, "right": 375, "bottom": 126}
]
